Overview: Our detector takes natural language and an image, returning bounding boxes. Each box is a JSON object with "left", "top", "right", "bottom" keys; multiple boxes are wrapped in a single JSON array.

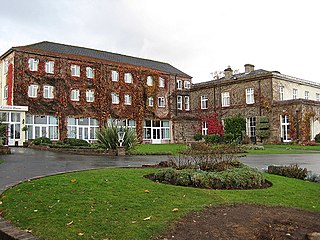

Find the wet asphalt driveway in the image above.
[{"left": 1, "top": 148, "right": 320, "bottom": 193}]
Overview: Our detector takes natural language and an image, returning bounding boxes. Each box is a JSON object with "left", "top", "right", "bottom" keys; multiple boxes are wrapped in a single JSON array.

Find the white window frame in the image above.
[
  {"left": 176, "top": 80, "right": 182, "bottom": 89},
  {"left": 246, "top": 88, "right": 254, "bottom": 104},
  {"left": 124, "top": 94, "right": 132, "bottom": 105},
  {"left": 28, "top": 84, "right": 38, "bottom": 98},
  {"left": 111, "top": 70, "right": 119, "bottom": 82},
  {"left": 293, "top": 89, "right": 297, "bottom": 99},
  {"left": 43, "top": 85, "right": 54, "bottom": 99},
  {"left": 67, "top": 117, "right": 99, "bottom": 141},
  {"left": 28, "top": 58, "right": 39, "bottom": 71},
  {"left": 159, "top": 77, "right": 165, "bottom": 88},
  {"left": 86, "top": 67, "right": 94, "bottom": 79},
  {"left": 4, "top": 60, "right": 9, "bottom": 74},
  {"left": 279, "top": 85, "right": 284, "bottom": 100},
  {"left": 3, "top": 85, "right": 8, "bottom": 99},
  {"left": 112, "top": 93, "right": 119, "bottom": 104},
  {"left": 177, "top": 95, "right": 182, "bottom": 110},
  {"left": 221, "top": 92, "right": 230, "bottom": 107},
  {"left": 202, "top": 122, "right": 208, "bottom": 135},
  {"left": 280, "top": 115, "right": 291, "bottom": 142},
  {"left": 246, "top": 117, "right": 256, "bottom": 138},
  {"left": 148, "top": 97, "right": 154, "bottom": 107},
  {"left": 158, "top": 97, "right": 165, "bottom": 108},
  {"left": 201, "top": 95, "right": 208, "bottom": 109},
  {"left": 143, "top": 120, "right": 170, "bottom": 141},
  {"left": 26, "top": 115, "right": 59, "bottom": 140},
  {"left": 184, "top": 96, "right": 190, "bottom": 111},
  {"left": 45, "top": 61, "right": 54, "bottom": 74},
  {"left": 184, "top": 80, "right": 191, "bottom": 89},
  {"left": 71, "top": 64, "right": 80, "bottom": 77},
  {"left": 86, "top": 90, "right": 94, "bottom": 102},
  {"left": 71, "top": 89, "right": 80, "bottom": 101},
  {"left": 147, "top": 76, "right": 153, "bottom": 86},
  {"left": 305, "top": 91, "right": 309, "bottom": 100},
  {"left": 124, "top": 73, "right": 133, "bottom": 83}
]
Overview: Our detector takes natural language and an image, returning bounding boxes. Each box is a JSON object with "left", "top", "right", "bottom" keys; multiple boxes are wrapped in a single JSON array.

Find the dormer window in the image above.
[{"left": 28, "top": 58, "right": 39, "bottom": 71}]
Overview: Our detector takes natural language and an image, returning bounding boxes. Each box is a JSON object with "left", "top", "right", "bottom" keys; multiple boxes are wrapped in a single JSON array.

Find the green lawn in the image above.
[
  {"left": 1, "top": 168, "right": 319, "bottom": 240},
  {"left": 0, "top": 160, "right": 3, "bottom": 164}
]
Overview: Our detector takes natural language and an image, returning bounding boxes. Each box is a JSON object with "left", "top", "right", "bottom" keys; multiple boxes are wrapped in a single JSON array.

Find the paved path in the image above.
[{"left": 1, "top": 148, "right": 320, "bottom": 193}]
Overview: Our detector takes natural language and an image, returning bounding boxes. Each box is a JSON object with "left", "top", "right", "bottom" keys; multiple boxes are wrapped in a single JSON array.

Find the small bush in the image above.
[
  {"left": 314, "top": 133, "right": 320, "bottom": 143},
  {"left": 268, "top": 164, "right": 308, "bottom": 180},
  {"left": 64, "top": 138, "right": 90, "bottom": 146},
  {"left": 193, "top": 134, "right": 203, "bottom": 141},
  {"left": 33, "top": 137, "right": 51, "bottom": 145},
  {"left": 203, "top": 134, "right": 222, "bottom": 145}
]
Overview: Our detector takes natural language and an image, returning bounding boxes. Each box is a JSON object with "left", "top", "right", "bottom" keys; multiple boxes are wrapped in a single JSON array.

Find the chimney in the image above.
[
  {"left": 224, "top": 66, "right": 233, "bottom": 79},
  {"left": 244, "top": 64, "right": 255, "bottom": 73}
]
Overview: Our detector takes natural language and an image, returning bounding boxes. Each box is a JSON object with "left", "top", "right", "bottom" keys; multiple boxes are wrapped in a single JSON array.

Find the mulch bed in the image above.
[{"left": 154, "top": 204, "right": 320, "bottom": 240}]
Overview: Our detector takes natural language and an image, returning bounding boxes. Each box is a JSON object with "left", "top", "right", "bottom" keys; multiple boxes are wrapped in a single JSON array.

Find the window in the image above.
[
  {"left": 3, "top": 85, "right": 8, "bottom": 99},
  {"left": 293, "top": 89, "right": 297, "bottom": 99},
  {"left": 45, "top": 61, "right": 54, "bottom": 74},
  {"left": 176, "top": 80, "right": 182, "bottom": 89},
  {"left": 246, "top": 88, "right": 254, "bottom": 104},
  {"left": 86, "top": 67, "right": 94, "bottom": 79},
  {"left": 28, "top": 85, "right": 38, "bottom": 98},
  {"left": 221, "top": 92, "right": 230, "bottom": 107},
  {"left": 246, "top": 117, "right": 256, "bottom": 138},
  {"left": 148, "top": 97, "right": 153, "bottom": 107},
  {"left": 279, "top": 85, "right": 284, "bottom": 100},
  {"left": 177, "top": 95, "right": 182, "bottom": 110},
  {"left": 184, "top": 96, "right": 190, "bottom": 111},
  {"left": 201, "top": 95, "right": 208, "bottom": 109},
  {"left": 112, "top": 93, "right": 119, "bottom": 104},
  {"left": 124, "top": 94, "right": 132, "bottom": 105},
  {"left": 26, "top": 115, "right": 59, "bottom": 140},
  {"left": 184, "top": 80, "right": 191, "bottom": 89},
  {"left": 111, "top": 70, "right": 119, "bottom": 81},
  {"left": 28, "top": 58, "right": 39, "bottom": 71},
  {"left": 159, "top": 77, "right": 165, "bottom": 88},
  {"left": 43, "top": 85, "right": 54, "bottom": 99},
  {"left": 316, "top": 93, "right": 320, "bottom": 101},
  {"left": 124, "top": 73, "right": 133, "bottom": 83},
  {"left": 305, "top": 91, "right": 309, "bottom": 100},
  {"left": 67, "top": 117, "right": 98, "bottom": 141},
  {"left": 280, "top": 115, "right": 290, "bottom": 142},
  {"left": 71, "top": 64, "right": 80, "bottom": 77},
  {"left": 147, "top": 76, "right": 153, "bottom": 86},
  {"left": 158, "top": 97, "right": 165, "bottom": 107},
  {"left": 86, "top": 90, "right": 94, "bottom": 102},
  {"left": 143, "top": 120, "right": 170, "bottom": 140},
  {"left": 202, "top": 122, "right": 208, "bottom": 135},
  {"left": 71, "top": 89, "right": 80, "bottom": 101},
  {"left": 4, "top": 60, "right": 9, "bottom": 74}
]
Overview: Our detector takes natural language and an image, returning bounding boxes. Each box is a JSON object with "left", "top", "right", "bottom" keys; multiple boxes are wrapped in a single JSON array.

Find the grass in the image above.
[
  {"left": 0, "top": 160, "right": 3, "bottom": 164},
  {"left": 1, "top": 168, "right": 319, "bottom": 240},
  {"left": 130, "top": 143, "right": 187, "bottom": 155}
]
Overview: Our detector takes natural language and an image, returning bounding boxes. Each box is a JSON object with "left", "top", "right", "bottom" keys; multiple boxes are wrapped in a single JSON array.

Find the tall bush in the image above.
[
  {"left": 224, "top": 115, "right": 246, "bottom": 142},
  {"left": 256, "top": 116, "right": 270, "bottom": 142}
]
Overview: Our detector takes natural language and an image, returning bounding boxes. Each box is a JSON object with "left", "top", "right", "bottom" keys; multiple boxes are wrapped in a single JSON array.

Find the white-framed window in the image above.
[
  {"left": 86, "top": 90, "right": 94, "bottom": 102},
  {"left": 26, "top": 115, "right": 59, "bottom": 140},
  {"left": 158, "top": 97, "right": 165, "bottom": 107},
  {"left": 293, "top": 89, "right": 297, "bottom": 99},
  {"left": 246, "top": 88, "right": 254, "bottom": 104},
  {"left": 184, "top": 96, "right": 190, "bottom": 111},
  {"left": 111, "top": 70, "right": 119, "bottom": 81},
  {"left": 316, "top": 93, "right": 320, "bottom": 101},
  {"left": 111, "top": 93, "right": 119, "bottom": 104},
  {"left": 221, "top": 92, "right": 230, "bottom": 107},
  {"left": 124, "top": 94, "right": 132, "bottom": 105},
  {"left": 202, "top": 122, "right": 208, "bottom": 135},
  {"left": 28, "top": 84, "right": 38, "bottom": 98},
  {"left": 45, "top": 61, "right": 54, "bottom": 74},
  {"left": 124, "top": 73, "right": 133, "bottom": 83},
  {"left": 28, "top": 58, "right": 39, "bottom": 71},
  {"left": 176, "top": 80, "right": 182, "bottom": 89},
  {"left": 159, "top": 77, "right": 165, "bottom": 88},
  {"left": 3, "top": 85, "right": 8, "bottom": 99},
  {"left": 147, "top": 76, "right": 153, "bottom": 86},
  {"left": 177, "top": 95, "right": 182, "bottom": 110},
  {"left": 143, "top": 120, "right": 170, "bottom": 140},
  {"left": 43, "top": 85, "right": 54, "bottom": 99},
  {"left": 67, "top": 117, "right": 99, "bottom": 141},
  {"left": 148, "top": 97, "right": 154, "bottom": 107},
  {"left": 86, "top": 67, "right": 94, "bottom": 79},
  {"left": 280, "top": 115, "right": 290, "bottom": 142},
  {"left": 71, "top": 64, "right": 80, "bottom": 77},
  {"left": 201, "top": 95, "right": 208, "bottom": 109},
  {"left": 71, "top": 89, "right": 80, "bottom": 101},
  {"left": 305, "top": 91, "right": 309, "bottom": 100},
  {"left": 184, "top": 80, "right": 191, "bottom": 89},
  {"left": 4, "top": 60, "right": 9, "bottom": 74},
  {"left": 246, "top": 117, "right": 256, "bottom": 138},
  {"left": 279, "top": 85, "right": 284, "bottom": 100}
]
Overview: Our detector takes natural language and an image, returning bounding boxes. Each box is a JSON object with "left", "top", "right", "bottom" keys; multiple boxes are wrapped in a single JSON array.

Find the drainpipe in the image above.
[{"left": 258, "top": 80, "right": 261, "bottom": 116}]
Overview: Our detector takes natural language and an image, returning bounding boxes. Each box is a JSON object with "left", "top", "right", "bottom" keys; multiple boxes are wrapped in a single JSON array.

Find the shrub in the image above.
[
  {"left": 224, "top": 114, "right": 246, "bottom": 142},
  {"left": 64, "top": 138, "right": 90, "bottom": 146},
  {"left": 203, "top": 134, "right": 222, "bottom": 145},
  {"left": 315, "top": 133, "right": 320, "bottom": 143},
  {"left": 33, "top": 137, "right": 51, "bottom": 145},
  {"left": 267, "top": 164, "right": 308, "bottom": 180},
  {"left": 193, "top": 134, "right": 203, "bottom": 141},
  {"left": 256, "top": 116, "right": 270, "bottom": 142}
]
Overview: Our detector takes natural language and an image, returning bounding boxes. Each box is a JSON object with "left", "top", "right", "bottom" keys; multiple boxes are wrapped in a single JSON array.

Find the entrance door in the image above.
[
  {"left": 152, "top": 128, "right": 161, "bottom": 144},
  {"left": 8, "top": 123, "right": 21, "bottom": 146}
]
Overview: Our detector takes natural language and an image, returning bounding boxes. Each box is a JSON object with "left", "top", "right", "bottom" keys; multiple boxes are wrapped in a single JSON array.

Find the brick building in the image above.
[
  {"left": 190, "top": 64, "right": 320, "bottom": 143},
  {"left": 0, "top": 41, "right": 191, "bottom": 146}
]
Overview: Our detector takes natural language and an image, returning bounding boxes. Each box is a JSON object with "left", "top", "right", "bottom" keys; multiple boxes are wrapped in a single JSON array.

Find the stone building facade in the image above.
[
  {"left": 189, "top": 64, "right": 320, "bottom": 143},
  {"left": 0, "top": 41, "right": 191, "bottom": 145}
]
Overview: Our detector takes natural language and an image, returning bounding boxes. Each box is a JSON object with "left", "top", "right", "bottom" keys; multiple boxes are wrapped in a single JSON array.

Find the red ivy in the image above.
[{"left": 196, "top": 112, "right": 224, "bottom": 136}]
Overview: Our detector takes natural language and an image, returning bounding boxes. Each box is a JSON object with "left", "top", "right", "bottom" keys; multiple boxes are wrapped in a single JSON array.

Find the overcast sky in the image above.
[{"left": 1, "top": 0, "right": 319, "bottom": 83}]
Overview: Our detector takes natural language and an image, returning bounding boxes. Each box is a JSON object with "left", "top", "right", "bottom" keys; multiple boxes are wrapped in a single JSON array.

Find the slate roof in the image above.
[{"left": 9, "top": 41, "right": 191, "bottom": 78}]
